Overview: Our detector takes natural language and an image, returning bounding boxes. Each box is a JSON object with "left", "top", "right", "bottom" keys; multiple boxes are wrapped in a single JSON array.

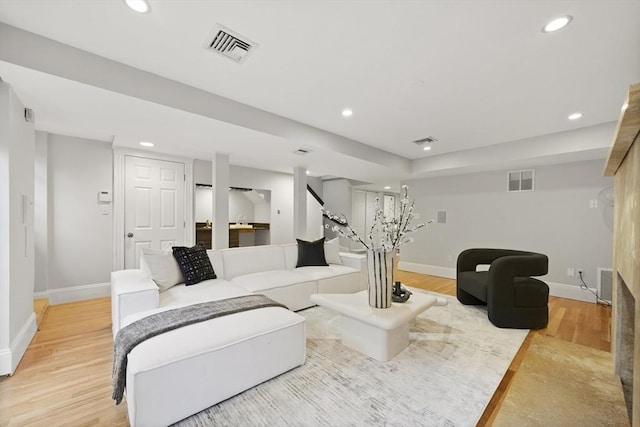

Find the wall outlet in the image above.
[
  {"left": 589, "top": 199, "right": 598, "bottom": 209},
  {"left": 447, "top": 254, "right": 453, "bottom": 262},
  {"left": 567, "top": 267, "right": 575, "bottom": 277}
]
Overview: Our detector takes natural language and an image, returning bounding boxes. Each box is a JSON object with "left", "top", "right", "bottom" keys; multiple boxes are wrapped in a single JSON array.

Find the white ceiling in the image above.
[{"left": 0, "top": 0, "right": 638, "bottom": 186}]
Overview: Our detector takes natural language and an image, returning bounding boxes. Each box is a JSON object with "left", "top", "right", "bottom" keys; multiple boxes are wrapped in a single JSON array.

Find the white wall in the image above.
[
  {"left": 400, "top": 159, "right": 613, "bottom": 298},
  {"left": 0, "top": 82, "right": 36, "bottom": 375},
  {"left": 194, "top": 187, "right": 212, "bottom": 222},
  {"left": 194, "top": 160, "right": 299, "bottom": 244},
  {"left": 254, "top": 190, "right": 271, "bottom": 223},
  {"left": 306, "top": 195, "right": 323, "bottom": 240},
  {"left": 230, "top": 166, "right": 296, "bottom": 244},
  {"left": 195, "top": 187, "right": 272, "bottom": 224},
  {"left": 194, "top": 159, "right": 212, "bottom": 186},
  {"left": 306, "top": 176, "right": 323, "bottom": 240},
  {"left": 322, "top": 179, "right": 351, "bottom": 220},
  {"left": 229, "top": 191, "right": 255, "bottom": 222},
  {"left": 34, "top": 131, "right": 48, "bottom": 294},
  {"left": 322, "top": 179, "right": 353, "bottom": 248},
  {"left": 47, "top": 133, "right": 113, "bottom": 297}
]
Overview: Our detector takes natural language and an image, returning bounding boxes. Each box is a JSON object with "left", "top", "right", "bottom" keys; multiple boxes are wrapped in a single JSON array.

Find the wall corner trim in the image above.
[{"left": 0, "top": 312, "right": 37, "bottom": 375}]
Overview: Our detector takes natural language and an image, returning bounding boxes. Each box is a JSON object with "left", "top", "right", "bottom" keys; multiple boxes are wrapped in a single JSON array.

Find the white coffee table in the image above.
[{"left": 310, "top": 290, "right": 447, "bottom": 362}]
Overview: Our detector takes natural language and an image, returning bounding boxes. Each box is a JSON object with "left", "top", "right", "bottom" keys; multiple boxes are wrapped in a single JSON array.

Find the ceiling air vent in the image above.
[
  {"left": 203, "top": 24, "right": 258, "bottom": 63},
  {"left": 293, "top": 148, "right": 311, "bottom": 156},
  {"left": 412, "top": 136, "right": 438, "bottom": 146}
]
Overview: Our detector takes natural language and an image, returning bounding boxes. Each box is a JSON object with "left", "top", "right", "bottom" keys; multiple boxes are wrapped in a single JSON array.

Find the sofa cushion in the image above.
[
  {"left": 126, "top": 306, "right": 306, "bottom": 426},
  {"left": 231, "top": 270, "right": 315, "bottom": 293},
  {"left": 206, "top": 250, "right": 224, "bottom": 280},
  {"left": 172, "top": 245, "right": 217, "bottom": 285},
  {"left": 295, "top": 264, "right": 358, "bottom": 280},
  {"left": 221, "top": 246, "right": 286, "bottom": 280},
  {"left": 140, "top": 248, "right": 184, "bottom": 292},
  {"left": 282, "top": 244, "right": 298, "bottom": 269},
  {"left": 458, "top": 271, "right": 488, "bottom": 301},
  {"left": 324, "top": 238, "right": 342, "bottom": 265},
  {"left": 317, "top": 271, "right": 363, "bottom": 294},
  {"left": 296, "top": 238, "right": 328, "bottom": 268},
  {"left": 158, "top": 280, "right": 249, "bottom": 312}
]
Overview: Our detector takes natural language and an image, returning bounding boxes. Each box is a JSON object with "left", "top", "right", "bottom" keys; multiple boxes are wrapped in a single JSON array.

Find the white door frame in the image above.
[{"left": 113, "top": 148, "right": 194, "bottom": 271}]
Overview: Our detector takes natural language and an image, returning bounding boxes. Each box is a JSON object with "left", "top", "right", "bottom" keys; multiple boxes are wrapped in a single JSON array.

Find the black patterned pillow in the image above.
[{"left": 172, "top": 244, "right": 216, "bottom": 285}]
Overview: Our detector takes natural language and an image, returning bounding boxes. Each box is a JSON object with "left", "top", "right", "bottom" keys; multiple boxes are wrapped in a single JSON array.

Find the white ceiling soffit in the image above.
[
  {"left": 0, "top": 1, "right": 637, "bottom": 182},
  {"left": 0, "top": 23, "right": 409, "bottom": 176},
  {"left": 0, "top": 61, "right": 408, "bottom": 184},
  {"left": 411, "top": 122, "right": 616, "bottom": 178}
]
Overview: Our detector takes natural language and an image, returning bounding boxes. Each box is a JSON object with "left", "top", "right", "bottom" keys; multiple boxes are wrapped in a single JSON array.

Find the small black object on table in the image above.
[{"left": 392, "top": 281, "right": 412, "bottom": 303}]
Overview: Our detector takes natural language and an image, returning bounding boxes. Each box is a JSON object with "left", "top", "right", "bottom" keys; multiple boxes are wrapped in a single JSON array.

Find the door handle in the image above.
[{"left": 127, "top": 232, "right": 134, "bottom": 238}]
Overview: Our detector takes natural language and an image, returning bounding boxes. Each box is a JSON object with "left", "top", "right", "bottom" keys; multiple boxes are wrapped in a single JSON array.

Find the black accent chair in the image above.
[{"left": 456, "top": 248, "right": 549, "bottom": 329}]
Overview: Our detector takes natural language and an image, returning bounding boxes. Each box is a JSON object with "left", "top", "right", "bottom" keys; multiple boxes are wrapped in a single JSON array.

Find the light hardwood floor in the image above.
[{"left": 0, "top": 272, "right": 611, "bottom": 426}]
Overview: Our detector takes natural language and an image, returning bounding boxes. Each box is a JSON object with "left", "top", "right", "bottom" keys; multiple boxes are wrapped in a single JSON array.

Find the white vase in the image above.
[{"left": 367, "top": 249, "right": 394, "bottom": 308}]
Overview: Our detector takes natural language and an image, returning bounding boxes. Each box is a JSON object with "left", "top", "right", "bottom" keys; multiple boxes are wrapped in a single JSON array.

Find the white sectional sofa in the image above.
[{"left": 111, "top": 243, "right": 366, "bottom": 426}]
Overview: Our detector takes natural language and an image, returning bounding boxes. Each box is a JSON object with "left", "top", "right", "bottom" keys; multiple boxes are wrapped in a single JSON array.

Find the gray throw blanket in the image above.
[{"left": 112, "top": 294, "right": 287, "bottom": 404}]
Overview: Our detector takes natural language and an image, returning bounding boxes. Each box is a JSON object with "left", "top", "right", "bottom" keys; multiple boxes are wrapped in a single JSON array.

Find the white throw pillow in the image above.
[
  {"left": 324, "top": 237, "right": 342, "bottom": 265},
  {"left": 140, "top": 247, "right": 184, "bottom": 292}
]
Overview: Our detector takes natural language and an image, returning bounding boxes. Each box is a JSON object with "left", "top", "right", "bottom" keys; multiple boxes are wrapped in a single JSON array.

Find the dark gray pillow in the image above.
[
  {"left": 296, "top": 238, "right": 328, "bottom": 268},
  {"left": 172, "top": 244, "right": 216, "bottom": 285}
]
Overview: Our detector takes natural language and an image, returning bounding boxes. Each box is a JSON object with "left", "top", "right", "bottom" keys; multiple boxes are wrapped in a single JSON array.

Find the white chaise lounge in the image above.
[{"left": 111, "top": 243, "right": 366, "bottom": 426}]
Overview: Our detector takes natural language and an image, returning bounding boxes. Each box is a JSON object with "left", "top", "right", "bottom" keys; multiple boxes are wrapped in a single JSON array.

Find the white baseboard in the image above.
[
  {"left": 33, "top": 291, "right": 48, "bottom": 299},
  {"left": 0, "top": 312, "right": 37, "bottom": 376},
  {"left": 546, "top": 281, "right": 597, "bottom": 303},
  {"left": 399, "top": 261, "right": 598, "bottom": 303},
  {"left": 398, "top": 261, "right": 456, "bottom": 279},
  {"left": 46, "top": 282, "right": 111, "bottom": 305}
]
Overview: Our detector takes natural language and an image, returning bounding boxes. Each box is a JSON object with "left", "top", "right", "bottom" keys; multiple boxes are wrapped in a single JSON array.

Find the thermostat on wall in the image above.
[{"left": 98, "top": 191, "right": 112, "bottom": 203}]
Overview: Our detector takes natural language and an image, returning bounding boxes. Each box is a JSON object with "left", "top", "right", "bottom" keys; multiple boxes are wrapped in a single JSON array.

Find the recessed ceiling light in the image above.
[
  {"left": 124, "top": 0, "right": 150, "bottom": 13},
  {"left": 542, "top": 15, "right": 572, "bottom": 33},
  {"left": 384, "top": 186, "right": 391, "bottom": 190},
  {"left": 139, "top": 141, "right": 154, "bottom": 147},
  {"left": 568, "top": 112, "right": 582, "bottom": 120},
  {"left": 341, "top": 109, "right": 353, "bottom": 117},
  {"left": 423, "top": 146, "right": 432, "bottom": 151},
  {"left": 306, "top": 170, "right": 310, "bottom": 175}
]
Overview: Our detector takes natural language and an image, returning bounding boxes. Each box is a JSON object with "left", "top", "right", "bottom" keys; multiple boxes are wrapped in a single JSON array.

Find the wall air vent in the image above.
[
  {"left": 203, "top": 24, "right": 258, "bottom": 63},
  {"left": 597, "top": 267, "right": 613, "bottom": 303},
  {"left": 507, "top": 169, "right": 535, "bottom": 192},
  {"left": 413, "top": 136, "right": 438, "bottom": 146},
  {"left": 293, "top": 148, "right": 311, "bottom": 155}
]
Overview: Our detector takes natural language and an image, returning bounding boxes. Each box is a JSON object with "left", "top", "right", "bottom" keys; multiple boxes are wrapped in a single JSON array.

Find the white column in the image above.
[
  {"left": 212, "top": 153, "right": 229, "bottom": 249},
  {"left": 293, "top": 166, "right": 307, "bottom": 240}
]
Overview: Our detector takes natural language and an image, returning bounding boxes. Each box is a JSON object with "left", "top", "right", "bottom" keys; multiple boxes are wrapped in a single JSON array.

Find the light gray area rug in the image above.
[{"left": 175, "top": 291, "right": 528, "bottom": 427}]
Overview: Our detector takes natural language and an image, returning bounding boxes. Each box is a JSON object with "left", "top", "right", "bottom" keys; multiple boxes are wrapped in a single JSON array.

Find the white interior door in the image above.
[{"left": 124, "top": 156, "right": 185, "bottom": 269}]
